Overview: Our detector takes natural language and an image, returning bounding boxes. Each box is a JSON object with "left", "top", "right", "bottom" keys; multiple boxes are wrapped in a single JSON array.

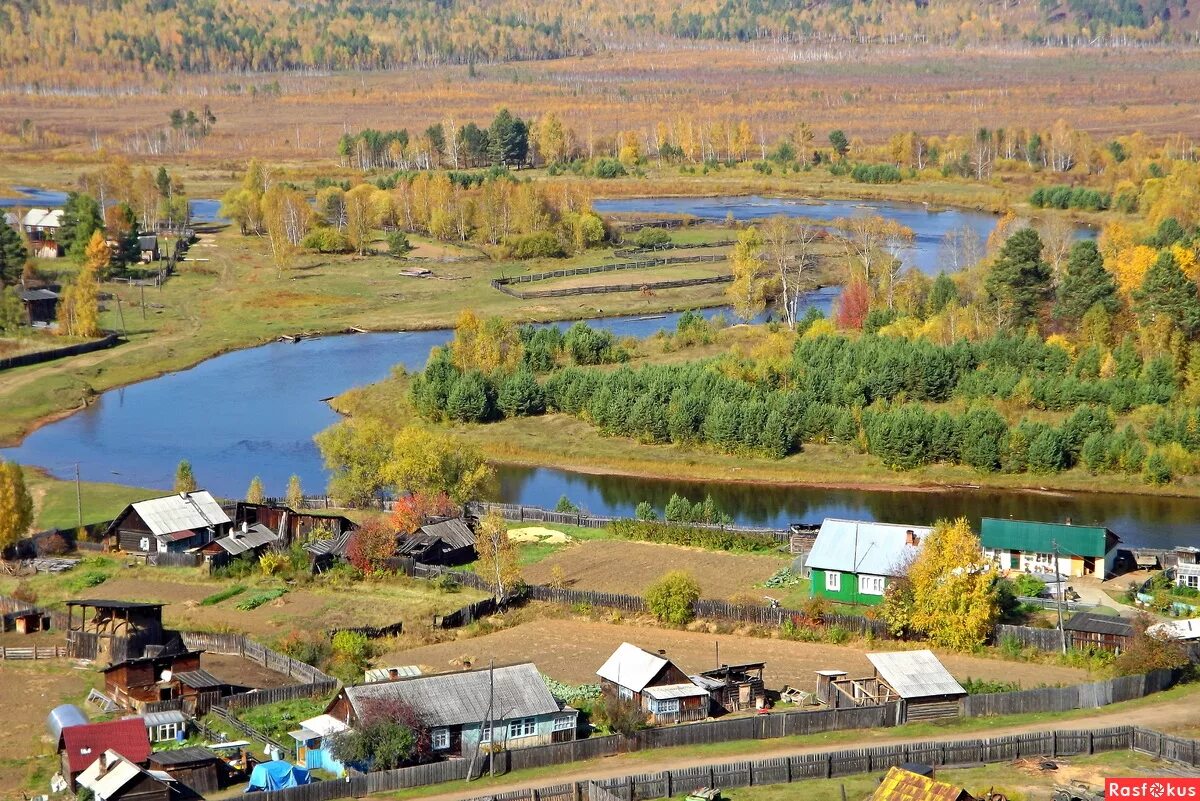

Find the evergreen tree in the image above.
[
  {"left": 0, "top": 222, "right": 28, "bottom": 286},
  {"left": 926, "top": 272, "right": 958, "bottom": 316},
  {"left": 634, "top": 501, "right": 657, "bottom": 521},
  {"left": 664, "top": 493, "right": 692, "bottom": 522},
  {"left": 1054, "top": 241, "right": 1118, "bottom": 323},
  {"left": 446, "top": 371, "right": 494, "bottom": 422},
  {"left": 985, "top": 227, "right": 1050, "bottom": 330},
  {"left": 488, "top": 108, "right": 528, "bottom": 167},
  {"left": 498, "top": 370, "right": 545, "bottom": 417},
  {"left": 1133, "top": 251, "right": 1200, "bottom": 338},
  {"left": 59, "top": 192, "right": 104, "bottom": 261},
  {"left": 1080, "top": 431, "right": 1112, "bottom": 473},
  {"left": 1027, "top": 428, "right": 1067, "bottom": 473},
  {"left": 1144, "top": 450, "right": 1172, "bottom": 485}
]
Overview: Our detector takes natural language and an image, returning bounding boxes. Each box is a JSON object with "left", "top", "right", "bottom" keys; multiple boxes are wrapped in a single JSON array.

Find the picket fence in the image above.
[{"left": 222, "top": 725, "right": 1170, "bottom": 801}]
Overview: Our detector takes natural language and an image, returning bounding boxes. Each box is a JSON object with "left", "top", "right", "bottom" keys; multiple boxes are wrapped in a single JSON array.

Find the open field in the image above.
[
  {"left": 522, "top": 540, "right": 786, "bottom": 598},
  {"left": 379, "top": 617, "right": 1088, "bottom": 688},
  {"left": 23, "top": 467, "right": 158, "bottom": 531}
]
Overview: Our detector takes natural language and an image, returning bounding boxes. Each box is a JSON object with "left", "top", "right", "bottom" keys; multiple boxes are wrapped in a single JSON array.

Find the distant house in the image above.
[
  {"left": 2, "top": 211, "right": 18, "bottom": 230},
  {"left": 234, "top": 501, "right": 357, "bottom": 545},
  {"left": 596, "top": 643, "right": 709, "bottom": 724},
  {"left": 19, "top": 287, "right": 58, "bottom": 325},
  {"left": 981, "top": 518, "right": 1120, "bottom": 579},
  {"left": 1176, "top": 564, "right": 1200, "bottom": 591},
  {"left": 870, "top": 765, "right": 975, "bottom": 801},
  {"left": 147, "top": 746, "right": 228, "bottom": 797},
  {"left": 138, "top": 234, "right": 159, "bottom": 263},
  {"left": 395, "top": 518, "right": 476, "bottom": 566},
  {"left": 304, "top": 530, "right": 354, "bottom": 571},
  {"left": 58, "top": 718, "right": 152, "bottom": 790},
  {"left": 200, "top": 522, "right": 280, "bottom": 563},
  {"left": 104, "top": 491, "right": 232, "bottom": 554},
  {"left": 289, "top": 714, "right": 350, "bottom": 776},
  {"left": 805, "top": 519, "right": 932, "bottom": 606},
  {"left": 867, "top": 650, "right": 966, "bottom": 722},
  {"left": 1062, "top": 611, "right": 1133, "bottom": 654},
  {"left": 1148, "top": 618, "right": 1200, "bottom": 642},
  {"left": 325, "top": 662, "right": 576, "bottom": 757},
  {"left": 76, "top": 749, "right": 171, "bottom": 801},
  {"left": 21, "top": 208, "right": 63, "bottom": 258}
]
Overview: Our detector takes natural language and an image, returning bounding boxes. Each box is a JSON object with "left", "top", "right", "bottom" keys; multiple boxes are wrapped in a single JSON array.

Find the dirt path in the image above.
[{"left": 409, "top": 694, "right": 1200, "bottom": 801}]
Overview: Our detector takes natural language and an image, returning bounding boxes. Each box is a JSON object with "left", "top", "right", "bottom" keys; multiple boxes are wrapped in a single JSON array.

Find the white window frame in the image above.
[
  {"left": 825, "top": 571, "right": 841, "bottom": 592},
  {"left": 479, "top": 722, "right": 493, "bottom": 743},
  {"left": 507, "top": 717, "right": 537, "bottom": 739},
  {"left": 431, "top": 728, "right": 450, "bottom": 750},
  {"left": 553, "top": 715, "right": 574, "bottom": 732},
  {"left": 652, "top": 698, "right": 681, "bottom": 715},
  {"left": 618, "top": 686, "right": 633, "bottom": 701},
  {"left": 156, "top": 723, "right": 178, "bottom": 741},
  {"left": 858, "top": 574, "right": 885, "bottom": 596},
  {"left": 139, "top": 537, "right": 151, "bottom": 552}
]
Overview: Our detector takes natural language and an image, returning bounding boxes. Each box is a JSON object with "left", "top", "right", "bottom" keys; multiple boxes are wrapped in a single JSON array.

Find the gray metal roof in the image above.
[
  {"left": 174, "top": 669, "right": 223, "bottom": 689},
  {"left": 19, "top": 288, "right": 58, "bottom": 301},
  {"left": 212, "top": 523, "right": 279, "bottom": 555},
  {"left": 866, "top": 650, "right": 966, "bottom": 699},
  {"left": 306, "top": 531, "right": 353, "bottom": 557},
  {"left": 805, "top": 519, "right": 932, "bottom": 577},
  {"left": 342, "top": 663, "right": 560, "bottom": 727},
  {"left": 47, "top": 704, "right": 88, "bottom": 741},
  {"left": 596, "top": 643, "right": 669, "bottom": 691},
  {"left": 643, "top": 683, "right": 708, "bottom": 700},
  {"left": 419, "top": 518, "right": 475, "bottom": 549},
  {"left": 1063, "top": 612, "right": 1133, "bottom": 637},
  {"left": 147, "top": 746, "right": 219, "bottom": 765},
  {"left": 140, "top": 710, "right": 187, "bottom": 727},
  {"left": 130, "top": 492, "right": 230, "bottom": 537}
]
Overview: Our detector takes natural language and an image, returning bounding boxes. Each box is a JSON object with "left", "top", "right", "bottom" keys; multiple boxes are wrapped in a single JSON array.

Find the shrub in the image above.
[
  {"left": 1113, "top": 613, "right": 1190, "bottom": 676},
  {"left": 960, "top": 677, "right": 1020, "bottom": 695},
  {"left": 259, "top": 550, "right": 290, "bottom": 577},
  {"left": 632, "top": 228, "right": 671, "bottom": 249},
  {"left": 590, "top": 695, "right": 648, "bottom": 736},
  {"left": 1012, "top": 574, "right": 1047, "bottom": 598},
  {"left": 591, "top": 158, "right": 626, "bottom": 179},
  {"left": 505, "top": 231, "right": 565, "bottom": 258},
  {"left": 386, "top": 231, "right": 412, "bottom": 258},
  {"left": 276, "top": 629, "right": 331, "bottom": 668},
  {"left": 11, "top": 581, "right": 37, "bottom": 604},
  {"left": 645, "top": 570, "right": 700, "bottom": 625},
  {"left": 347, "top": 519, "right": 399, "bottom": 574},
  {"left": 432, "top": 573, "right": 460, "bottom": 593},
  {"left": 610, "top": 519, "right": 776, "bottom": 552},
  {"left": 850, "top": 163, "right": 902, "bottom": 184},
  {"left": 38, "top": 532, "right": 70, "bottom": 556},
  {"left": 301, "top": 226, "right": 352, "bottom": 253}
]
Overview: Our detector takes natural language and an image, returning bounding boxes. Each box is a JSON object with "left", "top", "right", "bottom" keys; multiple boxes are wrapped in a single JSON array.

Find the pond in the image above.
[{"left": 4, "top": 194, "right": 1185, "bottom": 548}]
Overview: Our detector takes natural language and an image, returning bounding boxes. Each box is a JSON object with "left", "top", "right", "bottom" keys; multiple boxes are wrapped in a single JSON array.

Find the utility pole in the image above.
[
  {"left": 140, "top": 282, "right": 146, "bottom": 321},
  {"left": 75, "top": 462, "right": 83, "bottom": 530},
  {"left": 488, "top": 658, "right": 495, "bottom": 778},
  {"left": 1052, "top": 539, "right": 1066, "bottom": 655},
  {"left": 114, "top": 294, "right": 127, "bottom": 338}
]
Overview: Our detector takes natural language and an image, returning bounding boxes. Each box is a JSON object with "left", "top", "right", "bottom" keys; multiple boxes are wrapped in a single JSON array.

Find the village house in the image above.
[
  {"left": 100, "top": 636, "right": 231, "bottom": 713},
  {"left": 56, "top": 718, "right": 152, "bottom": 791},
  {"left": 104, "top": 491, "right": 232, "bottom": 554},
  {"left": 805, "top": 519, "right": 932, "bottom": 606},
  {"left": 19, "top": 287, "right": 59, "bottom": 326},
  {"left": 199, "top": 521, "right": 280, "bottom": 564},
  {"left": 289, "top": 714, "right": 350, "bottom": 776},
  {"left": 146, "top": 746, "right": 229, "bottom": 796},
  {"left": 981, "top": 517, "right": 1120, "bottom": 579},
  {"left": 21, "top": 208, "right": 63, "bottom": 258},
  {"left": 325, "top": 662, "right": 576, "bottom": 759},
  {"left": 596, "top": 643, "right": 709, "bottom": 724},
  {"left": 867, "top": 650, "right": 966, "bottom": 722},
  {"left": 234, "top": 501, "right": 357, "bottom": 545},
  {"left": 76, "top": 749, "right": 172, "bottom": 801},
  {"left": 138, "top": 234, "right": 160, "bottom": 262},
  {"left": 394, "top": 517, "right": 477, "bottom": 566}
]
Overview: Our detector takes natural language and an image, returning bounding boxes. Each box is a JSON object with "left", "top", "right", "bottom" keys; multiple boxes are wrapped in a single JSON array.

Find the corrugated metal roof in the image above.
[
  {"left": 61, "top": 719, "right": 151, "bottom": 774},
  {"left": 1149, "top": 618, "right": 1200, "bottom": 641},
  {"left": 21, "top": 208, "right": 63, "bottom": 228},
  {"left": 364, "top": 666, "right": 422, "bottom": 683},
  {"left": 980, "top": 518, "right": 1114, "bottom": 558},
  {"left": 139, "top": 710, "right": 187, "bottom": 727},
  {"left": 77, "top": 751, "right": 155, "bottom": 799},
  {"left": 147, "top": 746, "right": 219, "bottom": 765},
  {"left": 305, "top": 531, "right": 352, "bottom": 557},
  {"left": 866, "top": 650, "right": 966, "bottom": 699},
  {"left": 212, "top": 523, "right": 279, "bottom": 555},
  {"left": 805, "top": 519, "right": 931, "bottom": 576},
  {"left": 19, "top": 288, "right": 58, "bottom": 301},
  {"left": 174, "top": 669, "right": 223, "bottom": 689},
  {"left": 1063, "top": 611, "right": 1133, "bottom": 637},
  {"left": 130, "top": 491, "right": 230, "bottom": 537},
  {"left": 342, "top": 662, "right": 560, "bottom": 727},
  {"left": 643, "top": 683, "right": 708, "bottom": 700},
  {"left": 870, "top": 766, "right": 972, "bottom": 801},
  {"left": 595, "top": 643, "right": 669, "bottom": 691},
  {"left": 296, "top": 715, "right": 348, "bottom": 738}
]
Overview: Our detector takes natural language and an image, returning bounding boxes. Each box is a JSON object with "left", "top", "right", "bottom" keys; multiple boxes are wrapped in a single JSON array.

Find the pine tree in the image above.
[
  {"left": 926, "top": 272, "right": 958, "bottom": 316},
  {"left": 174, "top": 460, "right": 197, "bottom": 493},
  {"left": 1133, "top": 251, "right": 1200, "bottom": 338},
  {"left": 985, "top": 227, "right": 1050, "bottom": 330},
  {"left": 498, "top": 370, "right": 545, "bottom": 417},
  {"left": 0, "top": 460, "right": 34, "bottom": 548},
  {"left": 0, "top": 222, "right": 28, "bottom": 285},
  {"left": 1054, "top": 240, "right": 1118, "bottom": 323},
  {"left": 285, "top": 475, "right": 304, "bottom": 509},
  {"left": 246, "top": 476, "right": 265, "bottom": 504},
  {"left": 59, "top": 192, "right": 103, "bottom": 261}
]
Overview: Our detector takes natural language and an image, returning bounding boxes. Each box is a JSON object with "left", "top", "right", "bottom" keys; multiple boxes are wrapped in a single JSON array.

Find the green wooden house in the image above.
[{"left": 805, "top": 519, "right": 932, "bottom": 606}]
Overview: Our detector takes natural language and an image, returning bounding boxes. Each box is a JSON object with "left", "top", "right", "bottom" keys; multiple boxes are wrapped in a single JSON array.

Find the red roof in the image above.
[{"left": 61, "top": 719, "right": 151, "bottom": 775}]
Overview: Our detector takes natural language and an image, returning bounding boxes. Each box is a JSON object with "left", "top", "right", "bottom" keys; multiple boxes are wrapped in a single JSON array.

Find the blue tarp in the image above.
[{"left": 246, "top": 760, "right": 311, "bottom": 791}]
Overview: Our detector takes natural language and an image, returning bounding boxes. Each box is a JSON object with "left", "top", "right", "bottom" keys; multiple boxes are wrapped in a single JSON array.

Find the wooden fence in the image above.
[
  {"left": 0, "top": 595, "right": 69, "bottom": 630},
  {"left": 435, "top": 598, "right": 504, "bottom": 628},
  {"left": 147, "top": 551, "right": 205, "bottom": 568},
  {"left": 0, "top": 333, "right": 120, "bottom": 371},
  {"left": 179, "top": 632, "right": 336, "bottom": 686},
  {"left": 209, "top": 705, "right": 297, "bottom": 761},
  {"left": 329, "top": 621, "right": 404, "bottom": 640},
  {"left": 491, "top": 254, "right": 726, "bottom": 299},
  {"left": 496, "top": 274, "right": 732, "bottom": 300},
  {"left": 2, "top": 521, "right": 111, "bottom": 560},
  {"left": 962, "top": 667, "right": 1179, "bottom": 718},
  {"left": 220, "top": 681, "right": 340, "bottom": 712},
  {"left": 221, "top": 725, "right": 1161, "bottom": 801},
  {"left": 466, "top": 502, "right": 792, "bottom": 542},
  {"left": 993, "top": 623, "right": 1066, "bottom": 652},
  {"left": 613, "top": 239, "right": 734, "bottom": 257},
  {"left": 0, "top": 645, "right": 67, "bottom": 659}
]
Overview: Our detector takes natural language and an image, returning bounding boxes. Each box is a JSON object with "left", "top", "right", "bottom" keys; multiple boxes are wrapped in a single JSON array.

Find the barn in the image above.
[
  {"left": 395, "top": 518, "right": 476, "bottom": 566},
  {"left": 866, "top": 650, "right": 966, "bottom": 722}
]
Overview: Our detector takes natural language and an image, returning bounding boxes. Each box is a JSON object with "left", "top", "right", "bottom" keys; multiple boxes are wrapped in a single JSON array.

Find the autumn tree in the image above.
[
  {"left": 837, "top": 215, "right": 914, "bottom": 303},
  {"left": 246, "top": 476, "right": 265, "bottom": 504},
  {"left": 475, "top": 510, "right": 520, "bottom": 600},
  {"left": 219, "top": 158, "right": 267, "bottom": 235},
  {"left": 1112, "top": 613, "right": 1190, "bottom": 676},
  {"left": 262, "top": 184, "right": 311, "bottom": 276},
  {"left": 285, "top": 474, "right": 304, "bottom": 509},
  {"left": 1133, "top": 251, "right": 1200, "bottom": 338},
  {"left": 532, "top": 112, "right": 570, "bottom": 165},
  {"left": 834, "top": 277, "right": 871, "bottom": 330},
  {"left": 883, "top": 518, "right": 999, "bottom": 651},
  {"left": 346, "top": 517, "right": 398, "bottom": 573},
  {"left": 57, "top": 232, "right": 104, "bottom": 338},
  {"left": 727, "top": 225, "right": 766, "bottom": 321},
  {"left": 174, "top": 460, "right": 198, "bottom": 493},
  {"left": 59, "top": 192, "right": 103, "bottom": 261},
  {"left": 345, "top": 183, "right": 385, "bottom": 254},
  {"left": 329, "top": 697, "right": 430, "bottom": 770},
  {"left": 390, "top": 491, "right": 457, "bottom": 535},
  {"left": 0, "top": 460, "right": 34, "bottom": 548},
  {"left": 760, "top": 216, "right": 820, "bottom": 328},
  {"left": 449, "top": 310, "right": 523, "bottom": 372},
  {"left": 315, "top": 418, "right": 395, "bottom": 505},
  {"left": 384, "top": 426, "right": 493, "bottom": 504},
  {"left": 646, "top": 570, "right": 701, "bottom": 625}
]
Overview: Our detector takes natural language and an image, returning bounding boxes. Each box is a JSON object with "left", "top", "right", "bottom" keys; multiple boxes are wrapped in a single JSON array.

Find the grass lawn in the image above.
[{"left": 22, "top": 466, "right": 158, "bottom": 530}]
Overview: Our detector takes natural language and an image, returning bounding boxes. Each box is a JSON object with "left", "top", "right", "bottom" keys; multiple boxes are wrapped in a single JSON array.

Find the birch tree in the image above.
[{"left": 760, "top": 216, "right": 820, "bottom": 329}]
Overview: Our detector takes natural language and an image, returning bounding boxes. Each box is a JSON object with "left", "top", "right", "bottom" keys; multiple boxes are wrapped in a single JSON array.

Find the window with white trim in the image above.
[
  {"left": 480, "top": 722, "right": 493, "bottom": 743},
  {"left": 651, "top": 698, "right": 681, "bottom": 714},
  {"left": 858, "top": 574, "right": 885, "bottom": 596},
  {"left": 156, "top": 723, "right": 179, "bottom": 741},
  {"left": 553, "top": 715, "right": 574, "bottom": 732},
  {"left": 618, "top": 685, "right": 633, "bottom": 701},
  {"left": 507, "top": 717, "right": 537, "bottom": 739},
  {"left": 431, "top": 728, "right": 450, "bottom": 750},
  {"left": 825, "top": 571, "right": 841, "bottom": 592}
]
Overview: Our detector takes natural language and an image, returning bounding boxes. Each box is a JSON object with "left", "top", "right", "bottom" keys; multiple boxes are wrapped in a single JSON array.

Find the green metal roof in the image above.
[{"left": 980, "top": 518, "right": 1114, "bottom": 558}]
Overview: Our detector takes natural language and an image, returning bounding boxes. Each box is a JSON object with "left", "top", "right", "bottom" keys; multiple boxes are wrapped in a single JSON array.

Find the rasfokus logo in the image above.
[{"left": 1108, "top": 778, "right": 1200, "bottom": 798}]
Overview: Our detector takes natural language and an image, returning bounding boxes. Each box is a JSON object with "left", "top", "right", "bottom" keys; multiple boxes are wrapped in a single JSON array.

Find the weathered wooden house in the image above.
[
  {"left": 199, "top": 522, "right": 280, "bottom": 564},
  {"left": 690, "top": 662, "right": 767, "bottom": 714},
  {"left": 596, "top": 643, "right": 709, "bottom": 724},
  {"left": 867, "top": 650, "right": 966, "bottom": 722},
  {"left": 105, "top": 491, "right": 232, "bottom": 554},
  {"left": 65, "top": 599, "right": 166, "bottom": 664},
  {"left": 21, "top": 208, "right": 63, "bottom": 258},
  {"left": 981, "top": 517, "right": 1121, "bottom": 579},
  {"left": 147, "top": 746, "right": 228, "bottom": 796},
  {"left": 325, "top": 662, "right": 576, "bottom": 758},
  {"left": 805, "top": 519, "right": 931, "bottom": 606},
  {"left": 19, "top": 287, "right": 59, "bottom": 325},
  {"left": 1063, "top": 611, "right": 1133, "bottom": 653},
  {"left": 58, "top": 719, "right": 152, "bottom": 790},
  {"left": 76, "top": 749, "right": 172, "bottom": 801},
  {"left": 234, "top": 502, "right": 357, "bottom": 545},
  {"left": 304, "top": 530, "right": 354, "bottom": 571},
  {"left": 394, "top": 518, "right": 476, "bottom": 566},
  {"left": 101, "top": 637, "right": 213, "bottom": 710}
]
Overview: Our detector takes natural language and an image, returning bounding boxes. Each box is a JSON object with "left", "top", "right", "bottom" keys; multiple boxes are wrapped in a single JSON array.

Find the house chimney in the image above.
[
  {"left": 1065, "top": 517, "right": 1072, "bottom": 526},
  {"left": 905, "top": 530, "right": 919, "bottom": 546},
  {"left": 657, "top": 650, "right": 666, "bottom": 656},
  {"left": 388, "top": 668, "right": 398, "bottom": 679},
  {"left": 242, "top": 521, "right": 249, "bottom": 533}
]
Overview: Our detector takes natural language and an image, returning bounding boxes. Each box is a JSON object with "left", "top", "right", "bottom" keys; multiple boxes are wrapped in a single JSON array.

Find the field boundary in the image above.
[
  {"left": 0, "top": 333, "right": 121, "bottom": 371},
  {"left": 491, "top": 254, "right": 727, "bottom": 299}
]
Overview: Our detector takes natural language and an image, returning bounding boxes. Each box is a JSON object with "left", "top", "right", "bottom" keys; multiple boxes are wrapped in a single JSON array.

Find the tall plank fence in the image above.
[
  {"left": 179, "top": 632, "right": 336, "bottom": 686},
  {"left": 221, "top": 725, "right": 1182, "bottom": 801},
  {"left": 962, "top": 668, "right": 1179, "bottom": 717},
  {"left": 0, "top": 333, "right": 120, "bottom": 371}
]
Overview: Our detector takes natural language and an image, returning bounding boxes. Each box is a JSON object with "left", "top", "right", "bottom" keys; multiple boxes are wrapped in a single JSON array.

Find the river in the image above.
[
  {"left": 4, "top": 195, "right": 1190, "bottom": 547},
  {"left": 0, "top": 187, "right": 223, "bottom": 223}
]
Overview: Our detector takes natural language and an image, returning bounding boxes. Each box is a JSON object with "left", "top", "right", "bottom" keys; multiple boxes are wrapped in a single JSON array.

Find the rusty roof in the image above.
[{"left": 871, "top": 767, "right": 974, "bottom": 801}]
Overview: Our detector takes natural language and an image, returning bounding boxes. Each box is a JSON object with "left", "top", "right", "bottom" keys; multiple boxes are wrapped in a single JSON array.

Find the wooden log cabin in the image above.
[
  {"left": 596, "top": 643, "right": 709, "bottom": 724},
  {"left": 104, "top": 491, "right": 232, "bottom": 554}
]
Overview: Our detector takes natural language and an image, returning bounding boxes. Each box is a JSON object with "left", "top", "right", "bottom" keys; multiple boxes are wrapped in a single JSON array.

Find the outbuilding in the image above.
[
  {"left": 395, "top": 518, "right": 476, "bottom": 566},
  {"left": 289, "top": 714, "right": 349, "bottom": 776},
  {"left": 76, "top": 750, "right": 172, "bottom": 801},
  {"left": 866, "top": 650, "right": 966, "bottom": 723},
  {"left": 147, "top": 746, "right": 227, "bottom": 796},
  {"left": 1063, "top": 611, "right": 1133, "bottom": 653},
  {"left": 58, "top": 718, "right": 152, "bottom": 790},
  {"left": 19, "top": 288, "right": 59, "bottom": 325}
]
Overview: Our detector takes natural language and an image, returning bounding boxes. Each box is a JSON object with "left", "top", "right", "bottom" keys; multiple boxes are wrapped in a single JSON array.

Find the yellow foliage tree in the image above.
[
  {"left": 384, "top": 425, "right": 494, "bottom": 504},
  {"left": 475, "top": 510, "right": 521, "bottom": 600},
  {"left": 345, "top": 183, "right": 384, "bottom": 254},
  {"left": 0, "top": 460, "right": 34, "bottom": 548},
  {"left": 1108, "top": 244, "right": 1157, "bottom": 297},
  {"left": 449, "top": 309, "right": 524, "bottom": 372},
  {"left": 57, "top": 231, "right": 104, "bottom": 338},
  {"left": 727, "top": 225, "right": 766, "bottom": 321}
]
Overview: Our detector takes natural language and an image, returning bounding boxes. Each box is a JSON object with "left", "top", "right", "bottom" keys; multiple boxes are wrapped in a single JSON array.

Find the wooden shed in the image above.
[
  {"left": 395, "top": 517, "right": 476, "bottom": 566},
  {"left": 234, "top": 502, "right": 357, "bottom": 546},
  {"left": 147, "top": 746, "right": 227, "bottom": 796},
  {"left": 1063, "top": 611, "right": 1133, "bottom": 653},
  {"left": 690, "top": 662, "right": 767, "bottom": 714},
  {"left": 101, "top": 640, "right": 204, "bottom": 710},
  {"left": 866, "top": 650, "right": 966, "bottom": 722},
  {"left": 65, "top": 599, "right": 166, "bottom": 664}
]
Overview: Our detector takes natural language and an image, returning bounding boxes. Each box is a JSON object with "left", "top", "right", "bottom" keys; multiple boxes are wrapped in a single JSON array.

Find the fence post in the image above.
[
  {"left": 664, "top": 772, "right": 672, "bottom": 798},
  {"left": 1088, "top": 731, "right": 1094, "bottom": 755},
  {"left": 574, "top": 782, "right": 583, "bottom": 801}
]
